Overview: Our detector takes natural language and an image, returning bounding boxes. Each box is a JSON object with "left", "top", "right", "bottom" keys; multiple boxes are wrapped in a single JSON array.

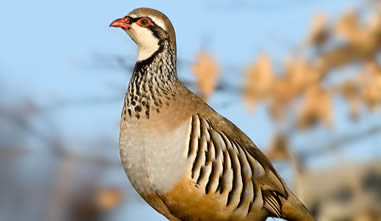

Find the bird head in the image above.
[{"left": 110, "top": 8, "right": 176, "bottom": 61}]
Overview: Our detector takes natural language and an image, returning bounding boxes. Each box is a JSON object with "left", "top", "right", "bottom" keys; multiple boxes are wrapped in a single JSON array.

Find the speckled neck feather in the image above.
[{"left": 122, "top": 40, "right": 179, "bottom": 120}]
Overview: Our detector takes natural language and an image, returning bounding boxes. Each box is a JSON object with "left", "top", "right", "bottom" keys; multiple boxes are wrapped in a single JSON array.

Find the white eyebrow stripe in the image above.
[{"left": 149, "top": 16, "right": 166, "bottom": 31}]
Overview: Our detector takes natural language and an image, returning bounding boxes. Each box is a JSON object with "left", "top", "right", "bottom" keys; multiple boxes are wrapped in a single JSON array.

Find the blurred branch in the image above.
[
  {"left": 43, "top": 96, "right": 122, "bottom": 112},
  {"left": 0, "top": 106, "right": 50, "bottom": 143},
  {"left": 0, "top": 100, "right": 120, "bottom": 168},
  {"left": 301, "top": 123, "right": 381, "bottom": 159},
  {"left": 0, "top": 144, "right": 120, "bottom": 168}
]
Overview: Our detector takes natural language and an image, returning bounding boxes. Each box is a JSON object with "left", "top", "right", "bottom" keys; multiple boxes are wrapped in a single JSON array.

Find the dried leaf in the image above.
[
  {"left": 367, "top": 12, "right": 381, "bottom": 34},
  {"left": 285, "top": 55, "right": 320, "bottom": 93},
  {"left": 266, "top": 133, "right": 290, "bottom": 161},
  {"left": 335, "top": 9, "right": 360, "bottom": 42},
  {"left": 243, "top": 53, "right": 273, "bottom": 111},
  {"left": 337, "top": 80, "right": 359, "bottom": 99},
  {"left": 297, "top": 87, "right": 333, "bottom": 129},
  {"left": 269, "top": 79, "right": 290, "bottom": 121},
  {"left": 96, "top": 188, "right": 123, "bottom": 210},
  {"left": 362, "top": 65, "right": 381, "bottom": 111},
  {"left": 191, "top": 51, "right": 220, "bottom": 100},
  {"left": 268, "top": 56, "right": 320, "bottom": 122},
  {"left": 315, "top": 44, "right": 364, "bottom": 74},
  {"left": 306, "top": 12, "right": 330, "bottom": 47},
  {"left": 335, "top": 9, "right": 377, "bottom": 50}
]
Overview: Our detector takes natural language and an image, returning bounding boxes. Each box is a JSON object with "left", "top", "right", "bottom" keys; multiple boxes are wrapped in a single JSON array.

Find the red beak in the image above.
[{"left": 109, "top": 16, "right": 131, "bottom": 29}]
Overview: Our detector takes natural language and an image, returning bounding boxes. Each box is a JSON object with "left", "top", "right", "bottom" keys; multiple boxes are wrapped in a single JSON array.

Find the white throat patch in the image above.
[
  {"left": 127, "top": 23, "right": 160, "bottom": 61},
  {"left": 126, "top": 14, "right": 167, "bottom": 61}
]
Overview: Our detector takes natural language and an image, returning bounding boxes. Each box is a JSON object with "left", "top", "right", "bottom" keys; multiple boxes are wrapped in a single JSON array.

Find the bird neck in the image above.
[{"left": 124, "top": 40, "right": 180, "bottom": 120}]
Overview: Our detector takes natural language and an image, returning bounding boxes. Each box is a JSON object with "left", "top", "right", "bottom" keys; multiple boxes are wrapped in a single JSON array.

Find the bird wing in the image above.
[{"left": 186, "top": 113, "right": 287, "bottom": 217}]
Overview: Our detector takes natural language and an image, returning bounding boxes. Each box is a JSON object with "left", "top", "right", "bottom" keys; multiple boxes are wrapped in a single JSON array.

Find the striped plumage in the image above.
[
  {"left": 187, "top": 114, "right": 285, "bottom": 217},
  {"left": 111, "top": 8, "right": 314, "bottom": 221}
]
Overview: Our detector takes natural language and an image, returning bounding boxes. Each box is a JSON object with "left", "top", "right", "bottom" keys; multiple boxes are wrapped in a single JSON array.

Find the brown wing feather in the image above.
[
  {"left": 193, "top": 112, "right": 288, "bottom": 217},
  {"left": 199, "top": 113, "right": 287, "bottom": 193},
  {"left": 179, "top": 88, "right": 290, "bottom": 218}
]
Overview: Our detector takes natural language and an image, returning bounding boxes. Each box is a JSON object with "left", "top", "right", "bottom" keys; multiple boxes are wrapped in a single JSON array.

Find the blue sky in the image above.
[
  {"left": 1, "top": 0, "right": 376, "bottom": 220},
  {"left": 0, "top": 0, "right": 361, "bottom": 141}
]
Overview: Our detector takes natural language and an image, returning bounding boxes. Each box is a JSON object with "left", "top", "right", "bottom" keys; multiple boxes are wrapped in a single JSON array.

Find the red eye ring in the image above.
[{"left": 137, "top": 17, "right": 152, "bottom": 27}]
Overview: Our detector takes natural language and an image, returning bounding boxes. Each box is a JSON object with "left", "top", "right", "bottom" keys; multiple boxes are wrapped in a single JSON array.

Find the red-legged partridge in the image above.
[{"left": 110, "top": 8, "right": 314, "bottom": 221}]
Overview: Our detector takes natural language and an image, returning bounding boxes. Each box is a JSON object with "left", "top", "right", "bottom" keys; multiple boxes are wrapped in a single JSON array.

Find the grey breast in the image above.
[{"left": 120, "top": 115, "right": 192, "bottom": 195}]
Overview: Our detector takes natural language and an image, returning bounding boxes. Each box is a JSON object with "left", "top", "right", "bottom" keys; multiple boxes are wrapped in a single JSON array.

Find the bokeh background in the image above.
[{"left": 1, "top": 0, "right": 381, "bottom": 220}]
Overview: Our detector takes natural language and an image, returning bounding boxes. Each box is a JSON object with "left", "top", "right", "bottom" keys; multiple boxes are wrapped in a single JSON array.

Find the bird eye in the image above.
[{"left": 137, "top": 18, "right": 151, "bottom": 27}]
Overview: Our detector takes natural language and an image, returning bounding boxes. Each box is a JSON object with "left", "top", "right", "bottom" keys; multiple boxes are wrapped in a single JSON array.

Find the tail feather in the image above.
[
  {"left": 279, "top": 190, "right": 315, "bottom": 221},
  {"left": 262, "top": 189, "right": 282, "bottom": 218},
  {"left": 262, "top": 187, "right": 314, "bottom": 221}
]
